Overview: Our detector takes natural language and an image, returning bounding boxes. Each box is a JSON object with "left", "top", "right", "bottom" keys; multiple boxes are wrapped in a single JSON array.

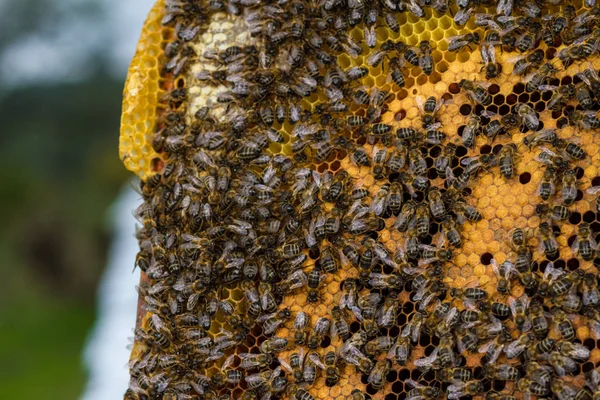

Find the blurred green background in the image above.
[{"left": 0, "top": 0, "right": 153, "bottom": 398}]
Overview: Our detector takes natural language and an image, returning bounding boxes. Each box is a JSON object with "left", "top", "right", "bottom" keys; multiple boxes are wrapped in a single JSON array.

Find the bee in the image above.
[
  {"left": 454, "top": 5, "right": 472, "bottom": 26},
  {"left": 260, "top": 337, "right": 289, "bottom": 354},
  {"left": 371, "top": 145, "right": 387, "bottom": 180},
  {"left": 368, "top": 359, "right": 391, "bottom": 392},
  {"left": 323, "top": 351, "right": 341, "bottom": 386},
  {"left": 394, "top": 200, "right": 416, "bottom": 232},
  {"left": 348, "top": 390, "right": 371, "bottom": 400},
  {"left": 438, "top": 367, "right": 472, "bottom": 383},
  {"left": 523, "top": 129, "right": 558, "bottom": 148},
  {"left": 508, "top": 294, "right": 532, "bottom": 332},
  {"left": 368, "top": 272, "right": 404, "bottom": 291},
  {"left": 306, "top": 265, "right": 326, "bottom": 303},
  {"left": 401, "top": 312, "right": 425, "bottom": 344},
  {"left": 415, "top": 203, "right": 431, "bottom": 238},
  {"left": 579, "top": 65, "right": 600, "bottom": 99},
  {"left": 581, "top": 272, "right": 600, "bottom": 307},
  {"left": 418, "top": 40, "right": 434, "bottom": 75},
  {"left": 405, "top": 379, "right": 441, "bottom": 400},
  {"left": 537, "top": 166, "right": 558, "bottom": 202},
  {"left": 538, "top": 221, "right": 559, "bottom": 258},
  {"left": 567, "top": 109, "right": 600, "bottom": 130},
  {"left": 587, "top": 185, "right": 600, "bottom": 213},
  {"left": 388, "top": 57, "right": 406, "bottom": 88},
  {"left": 450, "top": 281, "right": 486, "bottom": 300},
  {"left": 307, "top": 317, "right": 329, "bottom": 349},
  {"left": 239, "top": 353, "right": 273, "bottom": 370},
  {"left": 525, "top": 62, "right": 558, "bottom": 92},
  {"left": 452, "top": 198, "right": 483, "bottom": 223},
  {"left": 257, "top": 308, "right": 291, "bottom": 335},
  {"left": 447, "top": 32, "right": 480, "bottom": 52},
  {"left": 330, "top": 306, "right": 350, "bottom": 339},
  {"left": 483, "top": 113, "right": 521, "bottom": 141},
  {"left": 459, "top": 79, "right": 492, "bottom": 106},
  {"left": 302, "top": 352, "right": 325, "bottom": 385},
  {"left": 481, "top": 44, "right": 501, "bottom": 79},
  {"left": 553, "top": 138, "right": 586, "bottom": 161},
  {"left": 505, "top": 332, "right": 534, "bottom": 359},
  {"left": 517, "top": 378, "right": 550, "bottom": 397},
  {"left": 497, "top": 143, "right": 518, "bottom": 178},
  {"left": 552, "top": 378, "right": 579, "bottom": 399},
  {"left": 279, "top": 349, "right": 305, "bottom": 383},
  {"left": 441, "top": 217, "right": 462, "bottom": 248},
  {"left": 514, "top": 103, "right": 539, "bottom": 131},
  {"left": 529, "top": 300, "right": 550, "bottom": 339},
  {"left": 416, "top": 95, "right": 446, "bottom": 130},
  {"left": 576, "top": 83, "right": 595, "bottom": 109},
  {"left": 427, "top": 187, "right": 446, "bottom": 219},
  {"left": 293, "top": 312, "right": 309, "bottom": 345},
  {"left": 485, "top": 392, "right": 516, "bottom": 400},
  {"left": 340, "top": 339, "right": 373, "bottom": 374},
  {"left": 483, "top": 364, "right": 520, "bottom": 381},
  {"left": 557, "top": 341, "right": 591, "bottom": 361},
  {"left": 550, "top": 307, "right": 575, "bottom": 341},
  {"left": 448, "top": 380, "right": 484, "bottom": 399},
  {"left": 387, "top": 335, "right": 411, "bottom": 366},
  {"left": 378, "top": 296, "right": 400, "bottom": 328},
  {"left": 490, "top": 258, "right": 515, "bottom": 295}
]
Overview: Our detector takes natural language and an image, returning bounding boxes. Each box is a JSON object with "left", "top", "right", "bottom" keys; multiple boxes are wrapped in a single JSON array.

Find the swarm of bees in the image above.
[{"left": 122, "top": 0, "right": 600, "bottom": 399}]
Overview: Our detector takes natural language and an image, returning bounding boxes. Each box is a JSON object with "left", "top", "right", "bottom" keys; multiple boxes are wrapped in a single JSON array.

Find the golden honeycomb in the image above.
[{"left": 123, "top": 1, "right": 600, "bottom": 399}]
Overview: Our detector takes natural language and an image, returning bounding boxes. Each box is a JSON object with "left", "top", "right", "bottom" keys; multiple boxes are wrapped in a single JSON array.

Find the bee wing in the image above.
[
  {"left": 257, "top": 312, "right": 276, "bottom": 323},
  {"left": 415, "top": 95, "right": 426, "bottom": 114},
  {"left": 308, "top": 353, "right": 327, "bottom": 370},
  {"left": 294, "top": 312, "right": 307, "bottom": 329},
  {"left": 445, "top": 33, "right": 466, "bottom": 42},
  {"left": 586, "top": 185, "right": 600, "bottom": 195},
  {"left": 366, "top": 50, "right": 385, "bottom": 67}
]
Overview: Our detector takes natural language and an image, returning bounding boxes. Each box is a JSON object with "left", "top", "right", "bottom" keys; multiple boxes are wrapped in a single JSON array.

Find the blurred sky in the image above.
[{"left": 0, "top": 0, "right": 155, "bottom": 88}]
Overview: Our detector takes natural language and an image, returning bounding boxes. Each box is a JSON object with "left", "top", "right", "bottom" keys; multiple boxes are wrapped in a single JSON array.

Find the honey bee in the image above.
[
  {"left": 368, "top": 359, "right": 391, "bottom": 392},
  {"left": 448, "top": 380, "right": 484, "bottom": 399},
  {"left": 293, "top": 312, "right": 309, "bottom": 346},
  {"left": 427, "top": 187, "right": 446, "bottom": 219},
  {"left": 538, "top": 221, "right": 559, "bottom": 258},
  {"left": 517, "top": 377, "right": 550, "bottom": 397},
  {"left": 447, "top": 32, "right": 481, "bottom": 52},
  {"left": 279, "top": 349, "right": 305, "bottom": 383},
  {"left": 508, "top": 294, "right": 532, "bottom": 332},
  {"left": 330, "top": 306, "right": 350, "bottom": 339},
  {"left": 523, "top": 129, "right": 558, "bottom": 148},
  {"left": 239, "top": 353, "right": 273, "bottom": 370},
  {"left": 566, "top": 109, "right": 600, "bottom": 129},
  {"left": 514, "top": 103, "right": 539, "bottom": 131},
  {"left": 537, "top": 166, "right": 557, "bottom": 201},
  {"left": 483, "top": 364, "right": 520, "bottom": 381},
  {"left": 307, "top": 317, "right": 330, "bottom": 349},
  {"left": 553, "top": 138, "right": 587, "bottom": 161},
  {"left": 405, "top": 379, "right": 441, "bottom": 400},
  {"left": 387, "top": 335, "right": 412, "bottom": 366},
  {"left": 388, "top": 57, "right": 406, "bottom": 88},
  {"left": 260, "top": 337, "right": 289, "bottom": 354},
  {"left": 481, "top": 44, "right": 501, "bottom": 79},
  {"left": 509, "top": 49, "right": 544, "bottom": 76},
  {"left": 416, "top": 95, "right": 446, "bottom": 130},
  {"left": 415, "top": 203, "right": 431, "bottom": 238},
  {"left": 490, "top": 258, "right": 515, "bottom": 295},
  {"left": 418, "top": 40, "right": 434, "bottom": 76},
  {"left": 257, "top": 308, "right": 291, "bottom": 335},
  {"left": 581, "top": 272, "right": 600, "bottom": 307},
  {"left": 440, "top": 217, "right": 462, "bottom": 248},
  {"left": 459, "top": 79, "right": 492, "bottom": 106},
  {"left": 525, "top": 62, "right": 558, "bottom": 92},
  {"left": 497, "top": 143, "right": 518, "bottom": 178}
]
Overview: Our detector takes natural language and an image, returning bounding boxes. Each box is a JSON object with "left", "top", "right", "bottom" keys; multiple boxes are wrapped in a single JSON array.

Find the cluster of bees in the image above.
[{"left": 125, "top": 0, "right": 600, "bottom": 399}]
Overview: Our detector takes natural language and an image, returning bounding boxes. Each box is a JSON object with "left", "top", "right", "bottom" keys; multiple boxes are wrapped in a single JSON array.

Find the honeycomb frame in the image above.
[{"left": 122, "top": 1, "right": 600, "bottom": 399}]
